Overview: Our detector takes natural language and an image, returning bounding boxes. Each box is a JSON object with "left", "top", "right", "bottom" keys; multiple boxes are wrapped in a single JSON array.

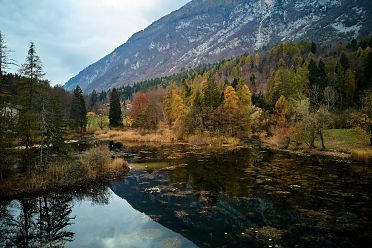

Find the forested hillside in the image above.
[{"left": 91, "top": 36, "right": 372, "bottom": 149}]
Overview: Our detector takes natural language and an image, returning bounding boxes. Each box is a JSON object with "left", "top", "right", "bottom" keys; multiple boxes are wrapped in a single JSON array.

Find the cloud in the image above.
[{"left": 0, "top": 0, "right": 190, "bottom": 85}]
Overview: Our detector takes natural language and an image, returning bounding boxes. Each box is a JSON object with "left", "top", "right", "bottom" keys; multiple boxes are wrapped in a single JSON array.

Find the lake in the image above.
[{"left": 1, "top": 143, "right": 371, "bottom": 247}]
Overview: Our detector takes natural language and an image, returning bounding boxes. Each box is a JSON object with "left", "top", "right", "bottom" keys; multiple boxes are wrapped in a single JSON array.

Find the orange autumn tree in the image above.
[
  {"left": 222, "top": 86, "right": 240, "bottom": 136},
  {"left": 130, "top": 92, "right": 158, "bottom": 129}
]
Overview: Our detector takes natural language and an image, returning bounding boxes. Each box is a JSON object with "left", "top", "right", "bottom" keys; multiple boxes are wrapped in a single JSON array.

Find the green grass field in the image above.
[
  {"left": 319, "top": 129, "right": 370, "bottom": 152},
  {"left": 87, "top": 116, "right": 109, "bottom": 131},
  {"left": 316, "top": 129, "right": 372, "bottom": 162}
]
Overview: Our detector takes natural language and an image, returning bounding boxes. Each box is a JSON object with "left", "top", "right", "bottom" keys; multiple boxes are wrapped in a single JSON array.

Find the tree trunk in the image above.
[
  {"left": 310, "top": 131, "right": 315, "bottom": 148},
  {"left": 319, "top": 130, "right": 325, "bottom": 150}
]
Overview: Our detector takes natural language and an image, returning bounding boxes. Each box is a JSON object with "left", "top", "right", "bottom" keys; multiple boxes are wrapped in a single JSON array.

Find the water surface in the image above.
[{"left": 1, "top": 144, "right": 371, "bottom": 247}]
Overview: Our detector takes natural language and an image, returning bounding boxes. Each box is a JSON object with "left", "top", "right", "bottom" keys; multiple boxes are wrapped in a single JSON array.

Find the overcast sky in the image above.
[{"left": 0, "top": 0, "right": 190, "bottom": 85}]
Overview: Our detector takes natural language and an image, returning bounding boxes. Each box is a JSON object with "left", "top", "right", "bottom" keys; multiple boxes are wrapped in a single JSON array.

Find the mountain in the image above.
[{"left": 64, "top": 0, "right": 372, "bottom": 92}]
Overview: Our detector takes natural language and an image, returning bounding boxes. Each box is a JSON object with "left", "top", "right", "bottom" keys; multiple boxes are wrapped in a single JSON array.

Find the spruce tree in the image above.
[
  {"left": 18, "top": 42, "right": 46, "bottom": 164},
  {"left": 69, "top": 86, "right": 87, "bottom": 132},
  {"left": 311, "top": 41, "right": 317, "bottom": 54},
  {"left": 308, "top": 59, "right": 319, "bottom": 87},
  {"left": 109, "top": 88, "right": 123, "bottom": 127},
  {"left": 318, "top": 59, "right": 327, "bottom": 88},
  {"left": 202, "top": 76, "right": 220, "bottom": 108},
  {"left": 340, "top": 52, "right": 350, "bottom": 70},
  {"left": 89, "top": 89, "right": 98, "bottom": 111}
]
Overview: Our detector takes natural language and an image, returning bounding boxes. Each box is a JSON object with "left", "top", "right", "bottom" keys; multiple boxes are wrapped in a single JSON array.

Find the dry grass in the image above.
[
  {"left": 95, "top": 128, "right": 242, "bottom": 147},
  {"left": 186, "top": 132, "right": 240, "bottom": 146},
  {"left": 79, "top": 145, "right": 111, "bottom": 178},
  {"left": 94, "top": 129, "right": 176, "bottom": 143},
  {"left": 108, "top": 158, "right": 129, "bottom": 170},
  {"left": 351, "top": 149, "right": 372, "bottom": 162},
  {"left": 0, "top": 146, "right": 129, "bottom": 198}
]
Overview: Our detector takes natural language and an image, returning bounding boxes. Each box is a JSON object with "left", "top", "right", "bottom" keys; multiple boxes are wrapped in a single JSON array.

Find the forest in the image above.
[
  {"left": 1, "top": 31, "right": 372, "bottom": 183},
  {"left": 94, "top": 36, "right": 372, "bottom": 153}
]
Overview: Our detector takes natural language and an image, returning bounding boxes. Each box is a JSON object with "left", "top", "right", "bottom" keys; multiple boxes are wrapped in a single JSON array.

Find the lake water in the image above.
[{"left": 1, "top": 144, "right": 371, "bottom": 247}]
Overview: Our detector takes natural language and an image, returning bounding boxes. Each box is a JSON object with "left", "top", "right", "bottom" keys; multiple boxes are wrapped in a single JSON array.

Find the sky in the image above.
[{"left": 0, "top": 0, "right": 190, "bottom": 85}]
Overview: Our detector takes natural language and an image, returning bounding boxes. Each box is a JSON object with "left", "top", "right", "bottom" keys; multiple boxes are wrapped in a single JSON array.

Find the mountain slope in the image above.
[{"left": 64, "top": 0, "right": 372, "bottom": 92}]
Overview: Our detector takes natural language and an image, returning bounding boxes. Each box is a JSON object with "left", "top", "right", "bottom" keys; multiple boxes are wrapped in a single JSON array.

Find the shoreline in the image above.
[
  {"left": 93, "top": 129, "right": 365, "bottom": 162},
  {"left": 0, "top": 167, "right": 129, "bottom": 201}
]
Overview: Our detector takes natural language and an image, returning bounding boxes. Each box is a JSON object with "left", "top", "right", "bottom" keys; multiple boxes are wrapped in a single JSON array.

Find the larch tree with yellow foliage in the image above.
[{"left": 223, "top": 86, "right": 240, "bottom": 136}]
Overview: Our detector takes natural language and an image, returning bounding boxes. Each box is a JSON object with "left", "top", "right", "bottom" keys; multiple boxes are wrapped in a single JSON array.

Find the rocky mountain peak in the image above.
[{"left": 64, "top": 0, "right": 372, "bottom": 92}]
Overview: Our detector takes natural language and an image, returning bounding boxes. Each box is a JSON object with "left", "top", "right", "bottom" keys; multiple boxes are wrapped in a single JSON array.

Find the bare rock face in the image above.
[{"left": 64, "top": 0, "right": 372, "bottom": 92}]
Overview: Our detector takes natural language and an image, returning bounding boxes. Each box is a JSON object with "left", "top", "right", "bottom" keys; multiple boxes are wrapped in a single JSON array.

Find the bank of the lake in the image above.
[
  {"left": 0, "top": 145, "right": 129, "bottom": 200},
  {"left": 94, "top": 128, "right": 372, "bottom": 162},
  {"left": 2, "top": 143, "right": 371, "bottom": 248}
]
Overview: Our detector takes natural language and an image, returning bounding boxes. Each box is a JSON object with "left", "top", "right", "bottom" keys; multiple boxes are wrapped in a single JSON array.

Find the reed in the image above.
[
  {"left": 0, "top": 146, "right": 129, "bottom": 199},
  {"left": 351, "top": 149, "right": 372, "bottom": 162}
]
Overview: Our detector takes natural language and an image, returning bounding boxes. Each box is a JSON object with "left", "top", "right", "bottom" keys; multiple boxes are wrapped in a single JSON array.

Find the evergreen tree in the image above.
[
  {"left": 40, "top": 90, "right": 68, "bottom": 165},
  {"left": 318, "top": 59, "right": 327, "bottom": 88},
  {"left": 185, "top": 88, "right": 203, "bottom": 133},
  {"left": 347, "top": 37, "right": 358, "bottom": 50},
  {"left": 311, "top": 41, "right": 317, "bottom": 54},
  {"left": 18, "top": 42, "right": 46, "bottom": 163},
  {"left": 109, "top": 88, "right": 123, "bottom": 127},
  {"left": 69, "top": 86, "right": 87, "bottom": 132},
  {"left": 362, "top": 50, "right": 372, "bottom": 90},
  {"left": 308, "top": 59, "right": 319, "bottom": 87},
  {"left": 231, "top": 78, "right": 239, "bottom": 90},
  {"left": 359, "top": 37, "right": 368, "bottom": 49},
  {"left": 339, "top": 52, "right": 350, "bottom": 70},
  {"left": 250, "top": 73, "right": 256, "bottom": 92},
  {"left": 89, "top": 90, "right": 98, "bottom": 111},
  {"left": 99, "top": 91, "right": 107, "bottom": 103},
  {"left": 343, "top": 68, "right": 356, "bottom": 107},
  {"left": 202, "top": 76, "right": 220, "bottom": 108},
  {"left": 180, "top": 80, "right": 191, "bottom": 104}
]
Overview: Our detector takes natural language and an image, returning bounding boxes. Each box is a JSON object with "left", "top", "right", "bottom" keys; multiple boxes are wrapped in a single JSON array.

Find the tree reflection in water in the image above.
[{"left": 0, "top": 186, "right": 112, "bottom": 248}]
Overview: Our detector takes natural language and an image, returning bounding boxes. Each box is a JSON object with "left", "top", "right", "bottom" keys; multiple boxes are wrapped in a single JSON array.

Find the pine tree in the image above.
[
  {"left": 343, "top": 68, "right": 356, "bottom": 107},
  {"left": 69, "top": 86, "right": 87, "bottom": 132},
  {"left": 109, "top": 88, "right": 123, "bottom": 127},
  {"left": 202, "top": 76, "right": 220, "bottom": 108},
  {"left": 311, "top": 41, "right": 317, "bottom": 54},
  {"left": 318, "top": 59, "right": 327, "bottom": 88},
  {"left": 89, "top": 90, "right": 98, "bottom": 111},
  {"left": 231, "top": 78, "right": 239, "bottom": 90},
  {"left": 180, "top": 80, "right": 191, "bottom": 104},
  {"left": 250, "top": 73, "right": 256, "bottom": 92},
  {"left": 18, "top": 42, "right": 46, "bottom": 164},
  {"left": 308, "top": 59, "right": 319, "bottom": 87},
  {"left": 340, "top": 52, "right": 350, "bottom": 70},
  {"left": 185, "top": 88, "right": 204, "bottom": 133},
  {"left": 40, "top": 90, "right": 68, "bottom": 166}
]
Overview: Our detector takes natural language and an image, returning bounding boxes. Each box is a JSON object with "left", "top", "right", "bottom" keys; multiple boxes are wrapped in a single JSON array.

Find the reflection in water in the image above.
[
  {"left": 111, "top": 146, "right": 372, "bottom": 248},
  {"left": 1, "top": 185, "right": 197, "bottom": 248},
  {"left": 1, "top": 144, "right": 371, "bottom": 247},
  {"left": 68, "top": 189, "right": 197, "bottom": 248},
  {"left": 0, "top": 194, "right": 75, "bottom": 247}
]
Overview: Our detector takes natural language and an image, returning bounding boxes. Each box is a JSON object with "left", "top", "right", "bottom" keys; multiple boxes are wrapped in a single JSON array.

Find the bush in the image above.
[{"left": 79, "top": 145, "right": 111, "bottom": 178}]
